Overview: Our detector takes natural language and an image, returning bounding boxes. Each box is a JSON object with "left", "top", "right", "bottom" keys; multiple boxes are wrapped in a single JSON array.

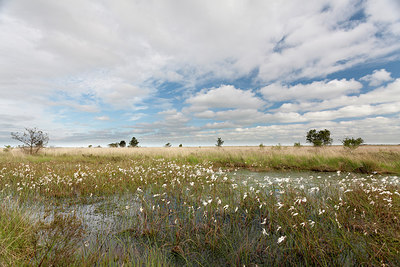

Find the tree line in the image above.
[{"left": 8, "top": 127, "right": 365, "bottom": 155}]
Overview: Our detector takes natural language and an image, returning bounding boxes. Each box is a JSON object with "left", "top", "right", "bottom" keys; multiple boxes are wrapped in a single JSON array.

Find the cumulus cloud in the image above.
[
  {"left": 360, "top": 69, "right": 393, "bottom": 86},
  {"left": 277, "top": 78, "right": 400, "bottom": 113},
  {"left": 0, "top": 0, "right": 399, "bottom": 146},
  {"left": 95, "top": 116, "right": 110, "bottom": 121},
  {"left": 186, "top": 85, "right": 265, "bottom": 112},
  {"left": 260, "top": 79, "right": 362, "bottom": 102}
]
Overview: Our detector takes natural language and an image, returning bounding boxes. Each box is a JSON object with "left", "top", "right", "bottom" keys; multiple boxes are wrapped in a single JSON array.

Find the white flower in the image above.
[
  {"left": 277, "top": 236, "right": 286, "bottom": 244},
  {"left": 125, "top": 205, "right": 130, "bottom": 210},
  {"left": 261, "top": 218, "right": 267, "bottom": 225},
  {"left": 262, "top": 228, "right": 269, "bottom": 236}
]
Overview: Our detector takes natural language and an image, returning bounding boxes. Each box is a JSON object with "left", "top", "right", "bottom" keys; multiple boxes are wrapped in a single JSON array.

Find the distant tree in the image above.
[
  {"left": 165, "top": 143, "right": 172, "bottom": 147},
  {"left": 88, "top": 145, "right": 92, "bottom": 148},
  {"left": 216, "top": 137, "right": 224, "bottom": 147},
  {"left": 294, "top": 142, "right": 302, "bottom": 147},
  {"left": 119, "top": 140, "right": 126, "bottom": 147},
  {"left": 11, "top": 127, "right": 49, "bottom": 154},
  {"left": 108, "top": 143, "right": 118, "bottom": 148},
  {"left": 179, "top": 144, "right": 183, "bottom": 147},
  {"left": 259, "top": 143, "right": 265, "bottom": 148},
  {"left": 342, "top": 137, "right": 364, "bottom": 149},
  {"left": 306, "top": 129, "right": 332, "bottom": 147},
  {"left": 3, "top": 145, "right": 13, "bottom": 153},
  {"left": 129, "top": 137, "right": 139, "bottom": 147}
]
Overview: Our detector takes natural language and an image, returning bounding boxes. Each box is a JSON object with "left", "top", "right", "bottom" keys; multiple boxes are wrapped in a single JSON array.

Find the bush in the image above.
[
  {"left": 3, "top": 145, "right": 13, "bottom": 152},
  {"left": 294, "top": 142, "right": 301, "bottom": 147},
  {"left": 164, "top": 143, "right": 172, "bottom": 147},
  {"left": 108, "top": 143, "right": 119, "bottom": 148},
  {"left": 342, "top": 137, "right": 364, "bottom": 149}
]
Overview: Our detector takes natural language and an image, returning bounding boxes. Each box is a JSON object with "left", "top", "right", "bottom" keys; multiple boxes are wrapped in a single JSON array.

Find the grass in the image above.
[{"left": 0, "top": 146, "right": 399, "bottom": 265}]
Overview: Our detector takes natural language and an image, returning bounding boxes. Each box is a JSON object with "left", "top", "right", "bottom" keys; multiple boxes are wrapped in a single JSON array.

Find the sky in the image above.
[{"left": 1, "top": 0, "right": 400, "bottom": 147}]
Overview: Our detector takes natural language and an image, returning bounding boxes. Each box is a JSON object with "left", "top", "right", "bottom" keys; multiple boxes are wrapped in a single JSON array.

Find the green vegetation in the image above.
[
  {"left": 216, "top": 137, "right": 224, "bottom": 147},
  {"left": 294, "top": 142, "right": 301, "bottom": 147},
  {"left": 0, "top": 147, "right": 399, "bottom": 265},
  {"left": 342, "top": 137, "right": 364, "bottom": 149},
  {"left": 129, "top": 137, "right": 139, "bottom": 147},
  {"left": 306, "top": 129, "right": 332, "bottom": 147}
]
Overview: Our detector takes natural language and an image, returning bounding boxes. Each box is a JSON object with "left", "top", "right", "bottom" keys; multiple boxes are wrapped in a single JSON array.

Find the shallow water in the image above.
[
  {"left": 229, "top": 170, "right": 399, "bottom": 189},
  {"left": 3, "top": 170, "right": 399, "bottom": 244}
]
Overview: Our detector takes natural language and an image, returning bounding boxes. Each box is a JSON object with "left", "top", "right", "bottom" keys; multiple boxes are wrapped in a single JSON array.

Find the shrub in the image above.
[
  {"left": 3, "top": 145, "right": 13, "bottom": 152},
  {"left": 108, "top": 143, "right": 119, "bottom": 148},
  {"left": 342, "top": 137, "right": 364, "bottom": 149},
  {"left": 164, "top": 143, "right": 172, "bottom": 147},
  {"left": 294, "top": 142, "right": 301, "bottom": 147}
]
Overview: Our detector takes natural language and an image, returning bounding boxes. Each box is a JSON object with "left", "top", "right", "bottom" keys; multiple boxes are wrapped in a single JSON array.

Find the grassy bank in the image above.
[
  {"left": 0, "top": 147, "right": 399, "bottom": 265},
  {"left": 4, "top": 145, "right": 400, "bottom": 174}
]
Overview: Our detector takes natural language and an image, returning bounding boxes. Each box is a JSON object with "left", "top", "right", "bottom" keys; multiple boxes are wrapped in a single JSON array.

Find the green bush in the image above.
[{"left": 342, "top": 137, "right": 364, "bottom": 149}]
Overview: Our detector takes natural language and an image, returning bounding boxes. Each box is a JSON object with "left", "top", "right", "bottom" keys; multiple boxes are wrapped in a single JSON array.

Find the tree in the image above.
[
  {"left": 119, "top": 140, "right": 126, "bottom": 147},
  {"left": 164, "top": 143, "right": 172, "bottom": 147},
  {"left": 342, "top": 137, "right": 364, "bottom": 149},
  {"left": 306, "top": 129, "right": 332, "bottom": 147},
  {"left": 179, "top": 144, "right": 183, "bottom": 147},
  {"left": 11, "top": 127, "right": 49, "bottom": 154},
  {"left": 216, "top": 137, "right": 224, "bottom": 147},
  {"left": 129, "top": 137, "right": 139, "bottom": 147}
]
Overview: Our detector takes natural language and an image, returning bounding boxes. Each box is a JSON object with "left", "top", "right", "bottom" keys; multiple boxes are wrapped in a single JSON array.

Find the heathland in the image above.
[{"left": 0, "top": 146, "right": 399, "bottom": 265}]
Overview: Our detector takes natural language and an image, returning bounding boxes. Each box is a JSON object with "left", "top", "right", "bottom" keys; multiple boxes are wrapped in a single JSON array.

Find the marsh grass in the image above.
[{"left": 0, "top": 146, "right": 399, "bottom": 265}]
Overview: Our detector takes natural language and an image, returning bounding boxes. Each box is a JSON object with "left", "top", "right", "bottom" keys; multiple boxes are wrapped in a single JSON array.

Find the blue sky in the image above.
[{"left": 1, "top": 0, "right": 400, "bottom": 147}]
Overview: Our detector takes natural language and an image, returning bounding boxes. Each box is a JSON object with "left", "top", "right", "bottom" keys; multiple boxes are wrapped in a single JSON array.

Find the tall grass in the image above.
[{"left": 0, "top": 147, "right": 399, "bottom": 265}]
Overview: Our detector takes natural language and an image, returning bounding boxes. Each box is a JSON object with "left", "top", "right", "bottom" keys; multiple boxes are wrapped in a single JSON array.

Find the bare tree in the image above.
[{"left": 11, "top": 127, "right": 49, "bottom": 154}]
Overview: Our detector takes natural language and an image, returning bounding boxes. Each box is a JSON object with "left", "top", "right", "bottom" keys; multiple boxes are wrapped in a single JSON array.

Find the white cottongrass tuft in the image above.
[{"left": 277, "top": 236, "right": 286, "bottom": 244}]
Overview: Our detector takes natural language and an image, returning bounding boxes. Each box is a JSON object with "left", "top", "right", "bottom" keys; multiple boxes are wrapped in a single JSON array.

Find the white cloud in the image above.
[
  {"left": 186, "top": 85, "right": 265, "bottom": 112},
  {"left": 0, "top": 0, "right": 400, "bottom": 146},
  {"left": 260, "top": 79, "right": 362, "bottom": 102},
  {"left": 360, "top": 69, "right": 393, "bottom": 86},
  {"left": 277, "top": 78, "right": 400, "bottom": 113},
  {"left": 95, "top": 116, "right": 110, "bottom": 121}
]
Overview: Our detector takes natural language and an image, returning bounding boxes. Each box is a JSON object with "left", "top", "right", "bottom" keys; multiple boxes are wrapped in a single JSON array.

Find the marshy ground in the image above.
[{"left": 0, "top": 146, "right": 399, "bottom": 265}]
